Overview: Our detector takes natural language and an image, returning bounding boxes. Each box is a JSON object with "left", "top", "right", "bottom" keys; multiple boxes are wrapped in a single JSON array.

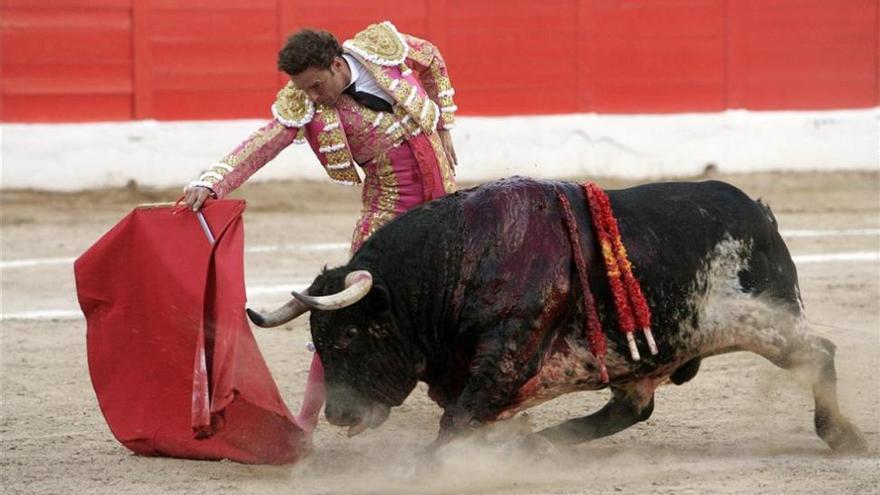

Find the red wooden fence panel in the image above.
[
  {"left": 146, "top": 0, "right": 278, "bottom": 120},
  {"left": 441, "top": 0, "right": 582, "bottom": 115},
  {"left": 729, "top": 0, "right": 878, "bottom": 110},
  {"left": 588, "top": 0, "right": 727, "bottom": 113},
  {"left": 1, "top": 0, "right": 877, "bottom": 122},
  {"left": 1, "top": 0, "right": 134, "bottom": 121}
]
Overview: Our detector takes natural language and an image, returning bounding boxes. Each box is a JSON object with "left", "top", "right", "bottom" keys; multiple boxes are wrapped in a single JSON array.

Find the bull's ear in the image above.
[{"left": 367, "top": 285, "right": 391, "bottom": 314}]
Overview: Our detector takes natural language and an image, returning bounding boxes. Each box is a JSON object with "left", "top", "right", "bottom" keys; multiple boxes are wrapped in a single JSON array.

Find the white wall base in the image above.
[{"left": 2, "top": 109, "right": 877, "bottom": 191}]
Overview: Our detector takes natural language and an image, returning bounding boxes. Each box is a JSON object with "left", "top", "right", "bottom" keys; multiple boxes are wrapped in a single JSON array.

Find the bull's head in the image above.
[{"left": 247, "top": 269, "right": 425, "bottom": 437}]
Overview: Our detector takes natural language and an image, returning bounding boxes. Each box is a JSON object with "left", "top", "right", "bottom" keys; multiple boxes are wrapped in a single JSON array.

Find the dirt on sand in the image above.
[{"left": 2, "top": 171, "right": 878, "bottom": 494}]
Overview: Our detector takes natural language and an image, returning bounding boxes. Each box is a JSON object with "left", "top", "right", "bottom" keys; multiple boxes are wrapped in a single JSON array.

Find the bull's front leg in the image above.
[
  {"left": 431, "top": 323, "right": 545, "bottom": 449},
  {"left": 536, "top": 378, "right": 658, "bottom": 445},
  {"left": 432, "top": 389, "right": 514, "bottom": 450}
]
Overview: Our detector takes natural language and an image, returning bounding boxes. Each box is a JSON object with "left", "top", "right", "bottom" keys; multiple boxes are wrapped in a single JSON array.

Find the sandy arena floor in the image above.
[{"left": 2, "top": 171, "right": 879, "bottom": 494}]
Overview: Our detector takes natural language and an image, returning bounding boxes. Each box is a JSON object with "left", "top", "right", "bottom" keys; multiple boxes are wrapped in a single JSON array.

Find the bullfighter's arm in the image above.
[
  {"left": 187, "top": 119, "right": 299, "bottom": 199},
  {"left": 403, "top": 34, "right": 457, "bottom": 131}
]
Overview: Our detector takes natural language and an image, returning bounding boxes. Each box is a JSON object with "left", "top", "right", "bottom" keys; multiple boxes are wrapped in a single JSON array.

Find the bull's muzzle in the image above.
[{"left": 325, "top": 385, "right": 391, "bottom": 438}]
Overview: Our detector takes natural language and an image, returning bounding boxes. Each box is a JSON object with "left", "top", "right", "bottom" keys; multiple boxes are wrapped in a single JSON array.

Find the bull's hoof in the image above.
[{"left": 824, "top": 422, "right": 869, "bottom": 454}]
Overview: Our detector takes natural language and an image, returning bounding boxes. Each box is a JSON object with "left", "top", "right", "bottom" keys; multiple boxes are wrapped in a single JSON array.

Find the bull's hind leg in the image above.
[
  {"left": 757, "top": 330, "right": 868, "bottom": 452},
  {"left": 727, "top": 298, "right": 868, "bottom": 452},
  {"left": 535, "top": 379, "right": 657, "bottom": 445}
]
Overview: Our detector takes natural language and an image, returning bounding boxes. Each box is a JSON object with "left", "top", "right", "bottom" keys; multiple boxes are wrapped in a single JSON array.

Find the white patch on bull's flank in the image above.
[{"left": 678, "top": 236, "right": 805, "bottom": 365}]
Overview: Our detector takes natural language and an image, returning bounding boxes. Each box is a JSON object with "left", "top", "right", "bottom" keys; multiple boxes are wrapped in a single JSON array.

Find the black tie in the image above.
[{"left": 343, "top": 84, "right": 393, "bottom": 113}]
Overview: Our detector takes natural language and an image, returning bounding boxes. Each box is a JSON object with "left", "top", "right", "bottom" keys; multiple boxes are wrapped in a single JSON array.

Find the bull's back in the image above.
[
  {"left": 451, "top": 177, "right": 794, "bottom": 298},
  {"left": 453, "top": 178, "right": 799, "bottom": 350},
  {"left": 607, "top": 181, "right": 801, "bottom": 327},
  {"left": 373, "top": 177, "right": 799, "bottom": 348},
  {"left": 609, "top": 180, "right": 776, "bottom": 260}
]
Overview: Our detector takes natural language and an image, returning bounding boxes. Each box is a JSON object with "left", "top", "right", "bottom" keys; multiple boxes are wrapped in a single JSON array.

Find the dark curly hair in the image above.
[{"left": 277, "top": 29, "right": 343, "bottom": 75}]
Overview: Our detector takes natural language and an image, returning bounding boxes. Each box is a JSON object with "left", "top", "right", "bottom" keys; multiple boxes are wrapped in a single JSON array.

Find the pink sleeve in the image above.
[
  {"left": 403, "top": 34, "right": 457, "bottom": 130},
  {"left": 197, "top": 120, "right": 299, "bottom": 199}
]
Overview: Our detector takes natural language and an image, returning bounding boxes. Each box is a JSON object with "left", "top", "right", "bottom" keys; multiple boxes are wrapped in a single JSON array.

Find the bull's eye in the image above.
[{"left": 337, "top": 326, "right": 358, "bottom": 348}]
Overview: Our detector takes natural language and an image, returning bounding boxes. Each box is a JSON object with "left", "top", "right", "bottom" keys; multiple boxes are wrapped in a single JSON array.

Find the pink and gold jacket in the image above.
[{"left": 189, "top": 21, "right": 458, "bottom": 197}]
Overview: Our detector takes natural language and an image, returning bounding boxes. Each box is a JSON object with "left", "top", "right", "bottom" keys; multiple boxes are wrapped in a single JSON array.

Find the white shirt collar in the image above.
[
  {"left": 343, "top": 54, "right": 360, "bottom": 89},
  {"left": 341, "top": 53, "right": 393, "bottom": 105}
]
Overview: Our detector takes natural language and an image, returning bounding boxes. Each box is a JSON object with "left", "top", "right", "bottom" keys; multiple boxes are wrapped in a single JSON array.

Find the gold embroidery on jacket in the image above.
[
  {"left": 427, "top": 131, "right": 458, "bottom": 194},
  {"left": 406, "top": 41, "right": 434, "bottom": 67},
  {"left": 368, "top": 153, "right": 400, "bottom": 233},
  {"left": 357, "top": 61, "right": 439, "bottom": 134},
  {"left": 223, "top": 123, "right": 286, "bottom": 170},
  {"left": 351, "top": 151, "right": 399, "bottom": 250},
  {"left": 272, "top": 82, "right": 315, "bottom": 127},
  {"left": 316, "top": 108, "right": 360, "bottom": 184},
  {"left": 341, "top": 104, "right": 409, "bottom": 164},
  {"left": 343, "top": 21, "right": 409, "bottom": 66}
]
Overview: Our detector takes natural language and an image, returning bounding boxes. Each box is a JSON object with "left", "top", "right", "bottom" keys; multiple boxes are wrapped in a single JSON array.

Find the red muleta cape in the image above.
[{"left": 74, "top": 200, "right": 310, "bottom": 464}]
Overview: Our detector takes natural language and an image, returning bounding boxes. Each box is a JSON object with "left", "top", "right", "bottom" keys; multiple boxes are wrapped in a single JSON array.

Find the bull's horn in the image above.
[
  {"left": 246, "top": 293, "right": 311, "bottom": 328},
  {"left": 291, "top": 270, "right": 373, "bottom": 311}
]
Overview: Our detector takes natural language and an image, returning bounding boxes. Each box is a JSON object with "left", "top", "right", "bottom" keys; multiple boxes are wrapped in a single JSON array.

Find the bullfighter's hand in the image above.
[
  {"left": 438, "top": 129, "right": 457, "bottom": 167},
  {"left": 183, "top": 186, "right": 212, "bottom": 211}
]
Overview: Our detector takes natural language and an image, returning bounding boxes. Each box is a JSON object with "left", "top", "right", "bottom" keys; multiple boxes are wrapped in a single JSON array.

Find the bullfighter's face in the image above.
[
  {"left": 289, "top": 56, "right": 350, "bottom": 107},
  {"left": 308, "top": 279, "right": 424, "bottom": 437}
]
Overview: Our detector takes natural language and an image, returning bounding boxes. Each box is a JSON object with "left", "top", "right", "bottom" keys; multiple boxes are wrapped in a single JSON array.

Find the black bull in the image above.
[{"left": 249, "top": 177, "right": 867, "bottom": 452}]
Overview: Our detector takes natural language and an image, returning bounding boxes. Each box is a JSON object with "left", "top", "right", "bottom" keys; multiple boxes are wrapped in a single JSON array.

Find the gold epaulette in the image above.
[
  {"left": 271, "top": 82, "right": 315, "bottom": 128},
  {"left": 342, "top": 21, "right": 409, "bottom": 66}
]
